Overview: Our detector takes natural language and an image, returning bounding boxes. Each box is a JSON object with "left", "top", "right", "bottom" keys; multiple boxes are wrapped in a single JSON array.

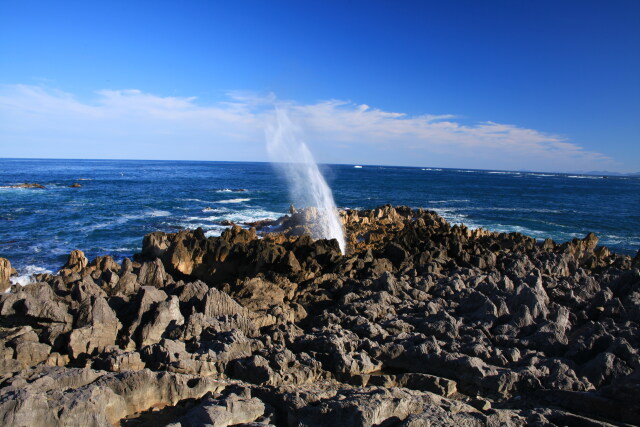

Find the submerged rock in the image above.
[{"left": 3, "top": 183, "right": 46, "bottom": 189}]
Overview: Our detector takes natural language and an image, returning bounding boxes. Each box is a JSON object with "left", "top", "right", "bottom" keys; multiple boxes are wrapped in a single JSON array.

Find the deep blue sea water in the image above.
[{"left": 1, "top": 159, "right": 639, "bottom": 279}]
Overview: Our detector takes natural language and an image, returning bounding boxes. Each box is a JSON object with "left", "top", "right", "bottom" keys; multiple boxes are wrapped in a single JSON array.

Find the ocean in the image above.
[{"left": 1, "top": 159, "right": 639, "bottom": 279}]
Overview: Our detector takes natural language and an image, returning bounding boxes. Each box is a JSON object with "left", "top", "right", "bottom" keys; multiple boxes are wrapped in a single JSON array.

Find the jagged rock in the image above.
[
  {"left": 0, "top": 368, "right": 226, "bottom": 426},
  {"left": 580, "top": 352, "right": 633, "bottom": 387},
  {"left": 59, "top": 249, "right": 88, "bottom": 275},
  {"left": 0, "top": 282, "right": 73, "bottom": 324},
  {"left": 14, "top": 341, "right": 51, "bottom": 368},
  {"left": 112, "top": 270, "right": 139, "bottom": 296},
  {"left": 71, "top": 275, "right": 107, "bottom": 301},
  {"left": 397, "top": 373, "right": 458, "bottom": 397},
  {"left": 123, "top": 286, "right": 168, "bottom": 349},
  {"left": 264, "top": 385, "right": 481, "bottom": 427},
  {"left": 68, "top": 296, "right": 121, "bottom": 359},
  {"left": 94, "top": 350, "right": 146, "bottom": 372},
  {"left": 178, "top": 312, "right": 257, "bottom": 340},
  {"left": 139, "top": 295, "right": 185, "bottom": 347},
  {"left": 203, "top": 287, "right": 250, "bottom": 318},
  {"left": 138, "top": 258, "right": 170, "bottom": 287},
  {"left": 1, "top": 205, "right": 638, "bottom": 426},
  {"left": 167, "top": 392, "right": 266, "bottom": 427},
  {"left": 0, "top": 257, "right": 11, "bottom": 293}
]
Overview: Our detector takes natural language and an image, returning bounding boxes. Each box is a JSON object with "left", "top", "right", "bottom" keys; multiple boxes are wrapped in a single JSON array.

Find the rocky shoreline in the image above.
[{"left": 1, "top": 205, "right": 639, "bottom": 426}]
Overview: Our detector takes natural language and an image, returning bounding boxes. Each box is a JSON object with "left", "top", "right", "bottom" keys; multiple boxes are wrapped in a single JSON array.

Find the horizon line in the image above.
[{"left": 1, "top": 157, "right": 638, "bottom": 177}]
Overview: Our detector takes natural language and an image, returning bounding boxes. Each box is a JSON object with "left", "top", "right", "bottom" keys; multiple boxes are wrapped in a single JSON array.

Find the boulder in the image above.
[
  {"left": 0, "top": 257, "right": 11, "bottom": 292},
  {"left": 167, "top": 392, "right": 266, "bottom": 427},
  {"left": 0, "top": 282, "right": 73, "bottom": 324},
  {"left": 68, "top": 296, "right": 121, "bottom": 359},
  {"left": 138, "top": 258, "right": 169, "bottom": 288},
  {"left": 0, "top": 369, "right": 226, "bottom": 426},
  {"left": 139, "top": 295, "right": 185, "bottom": 347},
  {"left": 59, "top": 250, "right": 88, "bottom": 275}
]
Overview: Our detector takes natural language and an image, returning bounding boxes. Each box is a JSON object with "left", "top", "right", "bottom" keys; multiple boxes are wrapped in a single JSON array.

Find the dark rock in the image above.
[
  {"left": 166, "top": 392, "right": 266, "bottom": 427},
  {"left": 139, "top": 295, "right": 184, "bottom": 347},
  {"left": 0, "top": 282, "right": 73, "bottom": 324},
  {"left": 0, "top": 369, "right": 226, "bottom": 426},
  {"left": 68, "top": 296, "right": 121, "bottom": 359}
]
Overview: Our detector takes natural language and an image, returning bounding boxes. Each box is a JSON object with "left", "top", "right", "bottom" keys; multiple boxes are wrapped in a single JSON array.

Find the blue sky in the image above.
[{"left": 0, "top": 0, "right": 638, "bottom": 172}]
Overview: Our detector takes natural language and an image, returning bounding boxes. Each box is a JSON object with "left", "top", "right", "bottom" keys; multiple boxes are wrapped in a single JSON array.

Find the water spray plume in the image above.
[{"left": 266, "top": 108, "right": 346, "bottom": 254}]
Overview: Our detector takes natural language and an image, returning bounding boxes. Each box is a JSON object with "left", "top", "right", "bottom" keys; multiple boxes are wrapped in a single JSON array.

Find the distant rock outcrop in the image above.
[{"left": 2, "top": 183, "right": 46, "bottom": 189}]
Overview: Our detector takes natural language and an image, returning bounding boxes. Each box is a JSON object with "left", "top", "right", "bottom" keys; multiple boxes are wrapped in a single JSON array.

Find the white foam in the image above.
[
  {"left": 429, "top": 199, "right": 470, "bottom": 204},
  {"left": 223, "top": 209, "right": 282, "bottom": 224},
  {"left": 179, "top": 198, "right": 208, "bottom": 202},
  {"left": 354, "top": 165, "right": 363, "bottom": 169},
  {"left": 10, "top": 265, "right": 52, "bottom": 287},
  {"left": 175, "top": 221, "right": 222, "bottom": 230},
  {"left": 421, "top": 168, "right": 442, "bottom": 171},
  {"left": 148, "top": 210, "right": 171, "bottom": 217},
  {"left": 217, "top": 198, "right": 251, "bottom": 204},
  {"left": 184, "top": 215, "right": 220, "bottom": 222},
  {"left": 215, "top": 188, "right": 247, "bottom": 193}
]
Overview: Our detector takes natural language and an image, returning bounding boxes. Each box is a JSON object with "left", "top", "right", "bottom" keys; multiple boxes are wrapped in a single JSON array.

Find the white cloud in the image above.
[{"left": 0, "top": 83, "right": 618, "bottom": 171}]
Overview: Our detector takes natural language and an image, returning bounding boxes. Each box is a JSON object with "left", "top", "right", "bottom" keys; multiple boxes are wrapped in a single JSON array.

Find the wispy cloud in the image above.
[{"left": 0, "top": 84, "right": 617, "bottom": 171}]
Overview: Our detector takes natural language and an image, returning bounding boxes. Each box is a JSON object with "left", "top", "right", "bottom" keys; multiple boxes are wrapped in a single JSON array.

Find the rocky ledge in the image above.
[{"left": 1, "top": 205, "right": 639, "bottom": 426}]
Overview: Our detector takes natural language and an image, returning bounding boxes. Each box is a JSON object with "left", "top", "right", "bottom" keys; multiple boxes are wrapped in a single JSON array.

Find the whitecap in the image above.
[
  {"left": 217, "top": 198, "right": 251, "bottom": 204},
  {"left": 147, "top": 210, "right": 171, "bottom": 217},
  {"left": 184, "top": 215, "right": 220, "bottom": 222},
  {"left": 221, "top": 209, "right": 282, "bottom": 224},
  {"left": 215, "top": 188, "right": 248, "bottom": 193},
  {"left": 179, "top": 198, "right": 206, "bottom": 202},
  {"left": 354, "top": 165, "right": 363, "bottom": 169}
]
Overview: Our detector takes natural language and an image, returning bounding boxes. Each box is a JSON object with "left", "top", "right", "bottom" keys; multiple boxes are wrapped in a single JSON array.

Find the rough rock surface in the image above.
[
  {"left": 0, "top": 258, "right": 11, "bottom": 293},
  {"left": 0, "top": 205, "right": 638, "bottom": 426}
]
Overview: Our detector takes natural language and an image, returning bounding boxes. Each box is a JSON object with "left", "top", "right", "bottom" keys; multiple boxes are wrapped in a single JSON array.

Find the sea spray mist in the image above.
[{"left": 266, "top": 108, "right": 346, "bottom": 254}]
